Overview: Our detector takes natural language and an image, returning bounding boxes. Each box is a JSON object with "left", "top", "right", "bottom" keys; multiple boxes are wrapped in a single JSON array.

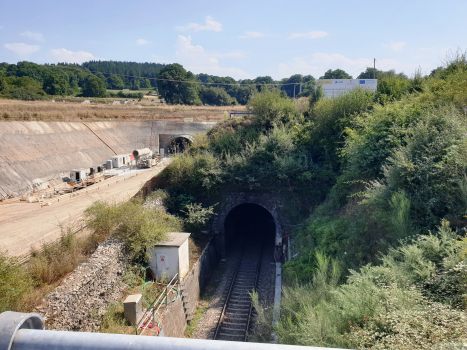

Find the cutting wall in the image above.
[{"left": 0, "top": 120, "right": 216, "bottom": 198}]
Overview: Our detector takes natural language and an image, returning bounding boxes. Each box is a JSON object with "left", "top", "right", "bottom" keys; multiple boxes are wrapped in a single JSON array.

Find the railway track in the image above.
[{"left": 213, "top": 239, "right": 263, "bottom": 342}]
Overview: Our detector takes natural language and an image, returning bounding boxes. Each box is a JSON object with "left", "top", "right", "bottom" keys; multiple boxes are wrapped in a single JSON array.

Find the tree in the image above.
[
  {"left": 0, "top": 77, "right": 7, "bottom": 93},
  {"left": 357, "top": 67, "right": 408, "bottom": 80},
  {"left": 42, "top": 74, "right": 69, "bottom": 95},
  {"left": 357, "top": 67, "right": 381, "bottom": 79},
  {"left": 199, "top": 86, "right": 233, "bottom": 106},
  {"left": 82, "top": 75, "right": 106, "bottom": 97},
  {"left": 140, "top": 78, "right": 152, "bottom": 89},
  {"left": 157, "top": 63, "right": 201, "bottom": 105},
  {"left": 107, "top": 75, "right": 125, "bottom": 89},
  {"left": 309, "top": 85, "right": 324, "bottom": 106},
  {"left": 320, "top": 69, "right": 352, "bottom": 79}
]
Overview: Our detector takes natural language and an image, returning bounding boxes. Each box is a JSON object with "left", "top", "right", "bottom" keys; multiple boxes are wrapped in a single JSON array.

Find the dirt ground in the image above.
[{"left": 0, "top": 162, "right": 168, "bottom": 257}]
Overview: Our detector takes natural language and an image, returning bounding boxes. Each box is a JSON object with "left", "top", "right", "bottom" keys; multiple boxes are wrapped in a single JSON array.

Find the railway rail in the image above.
[{"left": 213, "top": 238, "right": 263, "bottom": 342}]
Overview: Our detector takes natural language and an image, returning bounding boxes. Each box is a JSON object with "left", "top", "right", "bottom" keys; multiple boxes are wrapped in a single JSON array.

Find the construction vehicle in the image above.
[
  {"left": 136, "top": 155, "right": 157, "bottom": 168},
  {"left": 133, "top": 148, "right": 158, "bottom": 168}
]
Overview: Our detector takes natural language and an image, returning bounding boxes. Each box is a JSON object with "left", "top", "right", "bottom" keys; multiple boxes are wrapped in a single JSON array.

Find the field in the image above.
[{"left": 0, "top": 99, "right": 247, "bottom": 122}]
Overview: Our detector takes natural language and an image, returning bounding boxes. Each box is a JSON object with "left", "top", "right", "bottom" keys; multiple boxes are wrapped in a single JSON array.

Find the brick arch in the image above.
[{"left": 213, "top": 193, "right": 285, "bottom": 256}]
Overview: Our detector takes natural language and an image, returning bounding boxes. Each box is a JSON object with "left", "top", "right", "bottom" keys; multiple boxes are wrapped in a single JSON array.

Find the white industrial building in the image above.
[{"left": 317, "top": 79, "right": 378, "bottom": 98}]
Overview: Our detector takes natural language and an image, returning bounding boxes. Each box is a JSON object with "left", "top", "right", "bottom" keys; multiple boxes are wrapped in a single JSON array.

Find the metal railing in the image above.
[
  {"left": 137, "top": 273, "right": 179, "bottom": 336},
  {"left": 0, "top": 311, "right": 348, "bottom": 350}
]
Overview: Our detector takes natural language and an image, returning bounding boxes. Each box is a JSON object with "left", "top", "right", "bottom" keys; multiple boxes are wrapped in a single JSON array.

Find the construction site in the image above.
[{"left": 0, "top": 120, "right": 215, "bottom": 256}]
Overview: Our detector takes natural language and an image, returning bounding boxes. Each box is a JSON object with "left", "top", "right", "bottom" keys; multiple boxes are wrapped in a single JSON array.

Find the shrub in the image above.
[
  {"left": 299, "top": 88, "right": 375, "bottom": 169},
  {"left": 7, "top": 87, "right": 47, "bottom": 101},
  {"left": 114, "top": 199, "right": 182, "bottom": 262},
  {"left": 158, "top": 150, "right": 224, "bottom": 196},
  {"left": 181, "top": 203, "right": 217, "bottom": 238},
  {"left": 0, "top": 253, "right": 33, "bottom": 313},
  {"left": 84, "top": 200, "right": 120, "bottom": 238},
  {"left": 278, "top": 224, "right": 467, "bottom": 348},
  {"left": 248, "top": 89, "right": 299, "bottom": 128},
  {"left": 363, "top": 108, "right": 467, "bottom": 230}
]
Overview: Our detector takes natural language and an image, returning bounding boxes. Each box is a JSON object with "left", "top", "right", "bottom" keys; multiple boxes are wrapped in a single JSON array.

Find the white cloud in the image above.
[
  {"left": 239, "top": 31, "right": 266, "bottom": 39},
  {"left": 50, "top": 48, "right": 105, "bottom": 64},
  {"left": 4, "top": 43, "right": 40, "bottom": 56},
  {"left": 277, "top": 53, "right": 431, "bottom": 80},
  {"left": 175, "top": 16, "right": 222, "bottom": 32},
  {"left": 175, "top": 35, "right": 249, "bottom": 79},
  {"left": 382, "top": 41, "right": 407, "bottom": 52},
  {"left": 289, "top": 31, "right": 328, "bottom": 39},
  {"left": 20, "top": 31, "right": 44, "bottom": 41},
  {"left": 136, "top": 39, "right": 148, "bottom": 45}
]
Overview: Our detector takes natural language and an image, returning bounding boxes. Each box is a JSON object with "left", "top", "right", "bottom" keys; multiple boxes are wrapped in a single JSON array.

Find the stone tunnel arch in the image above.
[
  {"left": 159, "top": 134, "right": 194, "bottom": 154},
  {"left": 167, "top": 136, "right": 192, "bottom": 153},
  {"left": 212, "top": 193, "right": 285, "bottom": 258}
]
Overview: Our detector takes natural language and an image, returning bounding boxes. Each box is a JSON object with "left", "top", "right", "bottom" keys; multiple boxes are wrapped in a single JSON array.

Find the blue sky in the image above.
[{"left": 1, "top": 0, "right": 466, "bottom": 80}]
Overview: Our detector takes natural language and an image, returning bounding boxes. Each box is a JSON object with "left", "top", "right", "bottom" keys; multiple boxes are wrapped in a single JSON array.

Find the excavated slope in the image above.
[{"left": 0, "top": 120, "right": 215, "bottom": 197}]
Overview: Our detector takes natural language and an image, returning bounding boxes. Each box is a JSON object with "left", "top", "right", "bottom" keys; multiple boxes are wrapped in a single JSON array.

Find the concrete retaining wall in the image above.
[{"left": 0, "top": 120, "right": 216, "bottom": 198}]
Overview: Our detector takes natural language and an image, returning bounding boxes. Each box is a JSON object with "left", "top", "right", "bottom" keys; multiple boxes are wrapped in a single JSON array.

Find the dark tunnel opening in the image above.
[
  {"left": 224, "top": 203, "right": 276, "bottom": 252},
  {"left": 168, "top": 137, "right": 191, "bottom": 153}
]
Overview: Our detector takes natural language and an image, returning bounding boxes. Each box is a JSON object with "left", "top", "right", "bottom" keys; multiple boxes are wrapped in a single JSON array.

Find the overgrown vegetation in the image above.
[
  {"left": 0, "top": 221, "right": 107, "bottom": 313},
  {"left": 0, "top": 196, "right": 182, "bottom": 314},
  {"left": 151, "top": 49, "right": 467, "bottom": 347}
]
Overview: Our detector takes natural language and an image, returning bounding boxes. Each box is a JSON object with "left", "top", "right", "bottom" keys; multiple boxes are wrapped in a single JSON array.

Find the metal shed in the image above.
[{"left": 149, "top": 232, "right": 190, "bottom": 281}]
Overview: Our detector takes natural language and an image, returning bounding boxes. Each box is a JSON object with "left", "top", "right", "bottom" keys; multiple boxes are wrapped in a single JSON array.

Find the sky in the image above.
[{"left": 0, "top": 0, "right": 466, "bottom": 80}]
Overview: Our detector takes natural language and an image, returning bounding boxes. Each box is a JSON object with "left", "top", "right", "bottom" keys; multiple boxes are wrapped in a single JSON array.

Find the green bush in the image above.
[
  {"left": 298, "top": 88, "right": 375, "bottom": 170},
  {"left": 0, "top": 253, "right": 33, "bottom": 313},
  {"left": 115, "top": 199, "right": 182, "bottom": 262},
  {"left": 278, "top": 223, "right": 467, "bottom": 348},
  {"left": 84, "top": 200, "right": 120, "bottom": 237},
  {"left": 7, "top": 87, "right": 47, "bottom": 101},
  {"left": 248, "top": 89, "right": 299, "bottom": 128},
  {"left": 363, "top": 108, "right": 467, "bottom": 230},
  {"left": 181, "top": 202, "right": 217, "bottom": 238}
]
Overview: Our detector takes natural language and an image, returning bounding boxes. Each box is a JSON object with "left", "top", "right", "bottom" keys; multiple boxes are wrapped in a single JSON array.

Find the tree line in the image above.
[{"left": 0, "top": 59, "right": 418, "bottom": 105}]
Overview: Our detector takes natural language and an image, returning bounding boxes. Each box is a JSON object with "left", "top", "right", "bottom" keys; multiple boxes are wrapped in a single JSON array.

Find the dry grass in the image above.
[
  {"left": 13, "top": 223, "right": 112, "bottom": 312},
  {"left": 0, "top": 99, "right": 246, "bottom": 122}
]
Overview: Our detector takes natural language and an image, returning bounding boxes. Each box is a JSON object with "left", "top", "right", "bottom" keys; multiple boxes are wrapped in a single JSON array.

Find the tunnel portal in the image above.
[
  {"left": 168, "top": 137, "right": 191, "bottom": 153},
  {"left": 224, "top": 203, "right": 276, "bottom": 251}
]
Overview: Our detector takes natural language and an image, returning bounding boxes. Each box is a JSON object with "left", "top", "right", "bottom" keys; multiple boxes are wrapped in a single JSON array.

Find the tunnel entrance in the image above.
[
  {"left": 168, "top": 137, "right": 191, "bottom": 154},
  {"left": 224, "top": 203, "right": 276, "bottom": 252}
]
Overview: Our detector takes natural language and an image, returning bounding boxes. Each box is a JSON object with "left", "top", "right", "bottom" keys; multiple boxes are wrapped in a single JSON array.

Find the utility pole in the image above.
[
  {"left": 293, "top": 84, "right": 295, "bottom": 99},
  {"left": 374, "top": 58, "right": 376, "bottom": 79}
]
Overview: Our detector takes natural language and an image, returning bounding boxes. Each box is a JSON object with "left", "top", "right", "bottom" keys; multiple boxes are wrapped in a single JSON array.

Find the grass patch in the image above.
[
  {"left": 184, "top": 295, "right": 211, "bottom": 337},
  {"left": 0, "top": 220, "right": 112, "bottom": 313}
]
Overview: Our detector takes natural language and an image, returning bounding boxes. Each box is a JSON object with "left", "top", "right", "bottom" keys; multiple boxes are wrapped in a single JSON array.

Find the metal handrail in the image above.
[{"left": 137, "top": 273, "right": 179, "bottom": 336}]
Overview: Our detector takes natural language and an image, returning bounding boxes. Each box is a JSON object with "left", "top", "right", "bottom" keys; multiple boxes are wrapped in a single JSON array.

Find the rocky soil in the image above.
[{"left": 34, "top": 236, "right": 127, "bottom": 332}]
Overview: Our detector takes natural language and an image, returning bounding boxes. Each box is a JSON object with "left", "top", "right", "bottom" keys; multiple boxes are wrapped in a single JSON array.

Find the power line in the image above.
[
  {"left": 89, "top": 70, "right": 301, "bottom": 87},
  {"left": 375, "top": 59, "right": 383, "bottom": 71},
  {"left": 349, "top": 63, "right": 373, "bottom": 77}
]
